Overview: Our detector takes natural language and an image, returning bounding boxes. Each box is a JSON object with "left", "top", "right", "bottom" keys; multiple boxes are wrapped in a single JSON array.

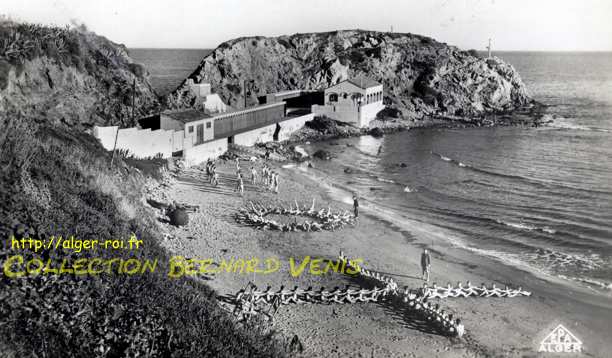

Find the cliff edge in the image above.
[
  {"left": 0, "top": 20, "right": 159, "bottom": 128},
  {"left": 167, "top": 30, "right": 533, "bottom": 121}
]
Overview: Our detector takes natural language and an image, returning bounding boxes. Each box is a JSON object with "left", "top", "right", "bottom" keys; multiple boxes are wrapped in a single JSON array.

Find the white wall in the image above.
[
  {"left": 232, "top": 113, "right": 314, "bottom": 146},
  {"left": 312, "top": 102, "right": 383, "bottom": 128},
  {"left": 203, "top": 94, "right": 227, "bottom": 113},
  {"left": 189, "top": 83, "right": 211, "bottom": 97},
  {"left": 277, "top": 113, "right": 314, "bottom": 141},
  {"left": 183, "top": 138, "right": 228, "bottom": 166},
  {"left": 233, "top": 123, "right": 276, "bottom": 146},
  {"left": 184, "top": 118, "right": 214, "bottom": 145},
  {"left": 172, "top": 131, "right": 184, "bottom": 152},
  {"left": 93, "top": 126, "right": 174, "bottom": 158},
  {"left": 312, "top": 104, "right": 360, "bottom": 126},
  {"left": 359, "top": 101, "right": 385, "bottom": 127}
]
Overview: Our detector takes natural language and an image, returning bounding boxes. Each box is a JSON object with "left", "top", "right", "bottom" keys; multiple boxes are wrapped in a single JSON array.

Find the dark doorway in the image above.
[
  {"left": 273, "top": 123, "right": 281, "bottom": 141},
  {"left": 196, "top": 124, "right": 204, "bottom": 144},
  {"left": 228, "top": 136, "right": 234, "bottom": 144}
]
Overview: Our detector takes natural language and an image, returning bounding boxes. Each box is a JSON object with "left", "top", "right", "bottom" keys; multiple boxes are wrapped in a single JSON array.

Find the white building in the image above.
[
  {"left": 312, "top": 77, "right": 385, "bottom": 128},
  {"left": 187, "top": 79, "right": 228, "bottom": 113},
  {"left": 160, "top": 109, "right": 214, "bottom": 151}
]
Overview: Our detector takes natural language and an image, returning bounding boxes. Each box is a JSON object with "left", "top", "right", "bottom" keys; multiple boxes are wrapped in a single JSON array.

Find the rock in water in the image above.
[
  {"left": 166, "top": 30, "right": 532, "bottom": 121},
  {"left": 369, "top": 127, "right": 384, "bottom": 137},
  {"left": 313, "top": 150, "right": 332, "bottom": 160}
]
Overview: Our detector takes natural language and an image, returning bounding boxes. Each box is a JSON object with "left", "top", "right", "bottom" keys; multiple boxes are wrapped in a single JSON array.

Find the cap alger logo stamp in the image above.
[{"left": 538, "top": 324, "right": 583, "bottom": 353}]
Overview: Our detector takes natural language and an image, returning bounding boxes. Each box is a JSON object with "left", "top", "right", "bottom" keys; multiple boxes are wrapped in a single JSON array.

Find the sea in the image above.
[{"left": 130, "top": 49, "right": 612, "bottom": 295}]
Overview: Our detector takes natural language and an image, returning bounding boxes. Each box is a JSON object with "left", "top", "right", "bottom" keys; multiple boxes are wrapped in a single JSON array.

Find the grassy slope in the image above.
[
  {"left": 0, "top": 21, "right": 288, "bottom": 357},
  {"left": 0, "top": 111, "right": 287, "bottom": 358}
]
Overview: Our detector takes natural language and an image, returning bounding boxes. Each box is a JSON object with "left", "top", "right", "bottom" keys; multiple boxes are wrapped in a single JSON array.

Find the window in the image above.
[
  {"left": 206, "top": 121, "right": 211, "bottom": 129},
  {"left": 188, "top": 126, "right": 194, "bottom": 133}
]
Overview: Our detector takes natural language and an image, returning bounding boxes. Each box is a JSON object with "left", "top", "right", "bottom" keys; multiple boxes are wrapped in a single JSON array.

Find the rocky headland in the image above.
[{"left": 167, "top": 30, "right": 539, "bottom": 125}]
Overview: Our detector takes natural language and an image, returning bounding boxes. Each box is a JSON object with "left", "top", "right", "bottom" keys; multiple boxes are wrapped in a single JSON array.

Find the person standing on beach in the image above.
[
  {"left": 209, "top": 164, "right": 216, "bottom": 184},
  {"left": 239, "top": 175, "right": 244, "bottom": 196},
  {"left": 212, "top": 170, "right": 219, "bottom": 187},
  {"left": 273, "top": 172, "right": 279, "bottom": 193},
  {"left": 352, "top": 194, "right": 359, "bottom": 219},
  {"left": 250, "top": 166, "right": 257, "bottom": 184},
  {"left": 421, "top": 248, "right": 431, "bottom": 282},
  {"left": 262, "top": 165, "right": 269, "bottom": 186},
  {"left": 235, "top": 172, "right": 244, "bottom": 195},
  {"left": 269, "top": 171, "right": 275, "bottom": 192}
]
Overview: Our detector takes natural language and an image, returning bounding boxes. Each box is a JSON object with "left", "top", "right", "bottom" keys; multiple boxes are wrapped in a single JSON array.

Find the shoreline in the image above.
[
  {"left": 154, "top": 138, "right": 610, "bottom": 357},
  {"left": 277, "top": 102, "right": 549, "bottom": 153}
]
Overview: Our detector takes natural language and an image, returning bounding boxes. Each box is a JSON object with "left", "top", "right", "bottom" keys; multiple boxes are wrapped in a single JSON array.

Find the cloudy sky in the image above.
[{"left": 4, "top": 0, "right": 612, "bottom": 51}]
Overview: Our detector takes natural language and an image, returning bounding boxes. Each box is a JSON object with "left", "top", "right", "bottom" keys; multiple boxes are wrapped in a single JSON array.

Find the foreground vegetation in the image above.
[{"left": 0, "top": 111, "right": 288, "bottom": 357}]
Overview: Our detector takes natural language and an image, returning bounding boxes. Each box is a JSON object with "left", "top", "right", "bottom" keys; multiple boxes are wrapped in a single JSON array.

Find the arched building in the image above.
[{"left": 312, "top": 77, "right": 385, "bottom": 128}]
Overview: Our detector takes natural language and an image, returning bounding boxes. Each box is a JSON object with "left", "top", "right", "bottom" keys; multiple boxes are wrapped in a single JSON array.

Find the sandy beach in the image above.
[{"left": 153, "top": 146, "right": 611, "bottom": 358}]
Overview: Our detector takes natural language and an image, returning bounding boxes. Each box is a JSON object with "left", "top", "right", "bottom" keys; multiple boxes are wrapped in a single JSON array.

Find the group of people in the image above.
[
  {"left": 339, "top": 251, "right": 399, "bottom": 292},
  {"left": 205, "top": 159, "right": 219, "bottom": 186},
  {"left": 421, "top": 281, "right": 531, "bottom": 299},
  {"left": 340, "top": 251, "right": 464, "bottom": 337},
  {"left": 235, "top": 200, "right": 354, "bottom": 232},
  {"left": 260, "top": 163, "right": 280, "bottom": 193},
  {"left": 231, "top": 158, "right": 280, "bottom": 196},
  {"left": 204, "top": 157, "right": 283, "bottom": 197},
  {"left": 402, "top": 290, "right": 465, "bottom": 337},
  {"left": 235, "top": 284, "right": 392, "bottom": 308}
]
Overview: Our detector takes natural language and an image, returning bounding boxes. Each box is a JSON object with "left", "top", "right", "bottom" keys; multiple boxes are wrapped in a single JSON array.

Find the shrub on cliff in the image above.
[
  {"left": 466, "top": 49, "right": 481, "bottom": 58},
  {"left": 129, "top": 62, "right": 147, "bottom": 78}
]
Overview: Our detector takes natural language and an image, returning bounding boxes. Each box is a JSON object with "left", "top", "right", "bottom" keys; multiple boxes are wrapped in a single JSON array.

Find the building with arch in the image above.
[{"left": 312, "top": 77, "right": 385, "bottom": 128}]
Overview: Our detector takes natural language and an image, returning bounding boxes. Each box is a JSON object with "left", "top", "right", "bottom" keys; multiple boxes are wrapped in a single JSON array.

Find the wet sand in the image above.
[{"left": 157, "top": 153, "right": 611, "bottom": 358}]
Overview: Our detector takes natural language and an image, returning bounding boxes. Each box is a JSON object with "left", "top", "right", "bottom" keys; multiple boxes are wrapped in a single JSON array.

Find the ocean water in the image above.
[
  {"left": 302, "top": 52, "right": 612, "bottom": 294},
  {"left": 129, "top": 48, "right": 212, "bottom": 95},
  {"left": 132, "top": 48, "right": 612, "bottom": 294}
]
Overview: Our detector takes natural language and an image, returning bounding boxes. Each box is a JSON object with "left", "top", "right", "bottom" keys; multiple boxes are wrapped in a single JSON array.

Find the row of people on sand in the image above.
[
  {"left": 235, "top": 285, "right": 463, "bottom": 337},
  {"left": 236, "top": 285, "right": 392, "bottom": 306},
  {"left": 420, "top": 281, "right": 530, "bottom": 298},
  {"left": 402, "top": 290, "right": 465, "bottom": 337}
]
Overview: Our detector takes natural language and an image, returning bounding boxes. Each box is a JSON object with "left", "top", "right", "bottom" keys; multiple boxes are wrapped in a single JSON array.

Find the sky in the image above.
[{"left": 3, "top": 0, "right": 612, "bottom": 51}]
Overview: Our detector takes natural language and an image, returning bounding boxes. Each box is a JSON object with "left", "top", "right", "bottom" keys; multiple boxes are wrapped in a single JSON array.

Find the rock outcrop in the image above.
[
  {"left": 0, "top": 21, "right": 160, "bottom": 128},
  {"left": 167, "top": 30, "right": 532, "bottom": 121}
]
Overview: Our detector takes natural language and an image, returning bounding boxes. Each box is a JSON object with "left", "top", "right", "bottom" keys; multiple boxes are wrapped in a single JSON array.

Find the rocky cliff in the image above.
[
  {"left": 167, "top": 30, "right": 533, "bottom": 121},
  {"left": 0, "top": 21, "right": 159, "bottom": 128}
]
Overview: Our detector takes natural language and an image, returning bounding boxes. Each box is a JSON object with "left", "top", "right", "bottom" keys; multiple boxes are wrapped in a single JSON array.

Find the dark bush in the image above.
[
  {"left": 128, "top": 63, "right": 146, "bottom": 78},
  {"left": 0, "top": 59, "right": 10, "bottom": 90},
  {"left": 349, "top": 49, "right": 366, "bottom": 63},
  {"left": 466, "top": 49, "right": 481, "bottom": 58},
  {"left": 168, "top": 207, "right": 189, "bottom": 226},
  {"left": 376, "top": 107, "right": 402, "bottom": 120}
]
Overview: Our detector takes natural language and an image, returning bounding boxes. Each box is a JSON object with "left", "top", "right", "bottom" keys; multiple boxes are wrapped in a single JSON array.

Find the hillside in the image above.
[
  {"left": 166, "top": 30, "right": 533, "bottom": 121},
  {"left": 0, "top": 20, "right": 159, "bottom": 128},
  {"left": 0, "top": 20, "right": 287, "bottom": 357}
]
